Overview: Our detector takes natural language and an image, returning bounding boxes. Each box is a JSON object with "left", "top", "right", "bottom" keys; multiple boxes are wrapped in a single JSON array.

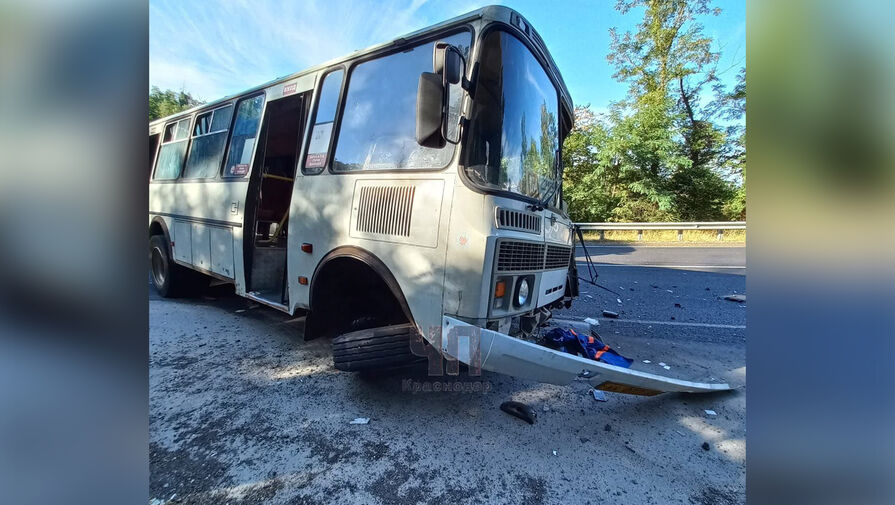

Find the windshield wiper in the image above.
[{"left": 527, "top": 150, "right": 561, "bottom": 212}]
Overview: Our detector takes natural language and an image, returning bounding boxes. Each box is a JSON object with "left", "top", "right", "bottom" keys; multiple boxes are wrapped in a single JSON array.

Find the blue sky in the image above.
[{"left": 150, "top": 0, "right": 745, "bottom": 113}]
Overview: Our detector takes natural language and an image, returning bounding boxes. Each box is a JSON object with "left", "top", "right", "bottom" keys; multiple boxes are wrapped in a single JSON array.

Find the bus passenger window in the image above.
[
  {"left": 303, "top": 69, "right": 343, "bottom": 173},
  {"left": 183, "top": 104, "right": 233, "bottom": 179},
  {"left": 223, "top": 95, "right": 265, "bottom": 178},
  {"left": 332, "top": 31, "right": 470, "bottom": 172},
  {"left": 154, "top": 117, "right": 191, "bottom": 180}
]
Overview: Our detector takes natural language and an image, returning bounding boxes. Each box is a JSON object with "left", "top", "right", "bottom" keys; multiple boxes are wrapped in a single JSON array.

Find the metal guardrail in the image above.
[{"left": 574, "top": 221, "right": 746, "bottom": 241}]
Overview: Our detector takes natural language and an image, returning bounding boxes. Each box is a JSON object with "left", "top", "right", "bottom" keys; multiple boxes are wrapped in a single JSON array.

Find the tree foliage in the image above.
[
  {"left": 149, "top": 86, "right": 204, "bottom": 121},
  {"left": 563, "top": 0, "right": 745, "bottom": 222}
]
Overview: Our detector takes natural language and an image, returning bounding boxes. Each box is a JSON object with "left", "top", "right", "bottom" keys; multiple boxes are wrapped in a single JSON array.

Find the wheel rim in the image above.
[{"left": 151, "top": 246, "right": 167, "bottom": 287}]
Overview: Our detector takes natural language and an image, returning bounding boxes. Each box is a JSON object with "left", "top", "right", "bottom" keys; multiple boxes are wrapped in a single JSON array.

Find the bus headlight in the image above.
[{"left": 515, "top": 278, "right": 530, "bottom": 307}]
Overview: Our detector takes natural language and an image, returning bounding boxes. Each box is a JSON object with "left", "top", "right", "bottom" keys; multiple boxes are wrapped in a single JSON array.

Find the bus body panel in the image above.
[
  {"left": 288, "top": 171, "right": 456, "bottom": 336},
  {"left": 150, "top": 180, "right": 250, "bottom": 288}
]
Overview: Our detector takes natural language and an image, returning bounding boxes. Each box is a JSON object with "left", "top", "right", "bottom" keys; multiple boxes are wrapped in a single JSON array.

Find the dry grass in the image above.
[{"left": 580, "top": 228, "right": 746, "bottom": 244}]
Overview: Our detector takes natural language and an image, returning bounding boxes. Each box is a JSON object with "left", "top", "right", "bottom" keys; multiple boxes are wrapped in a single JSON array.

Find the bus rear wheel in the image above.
[{"left": 150, "top": 234, "right": 206, "bottom": 297}]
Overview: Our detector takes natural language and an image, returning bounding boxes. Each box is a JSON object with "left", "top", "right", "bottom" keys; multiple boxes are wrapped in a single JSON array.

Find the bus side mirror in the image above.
[
  {"left": 433, "top": 42, "right": 463, "bottom": 85},
  {"left": 416, "top": 72, "right": 446, "bottom": 148},
  {"left": 416, "top": 42, "right": 467, "bottom": 147}
]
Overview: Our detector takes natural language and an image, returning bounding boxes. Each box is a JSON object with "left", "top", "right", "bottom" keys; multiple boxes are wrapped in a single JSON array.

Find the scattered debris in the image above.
[
  {"left": 704, "top": 409, "right": 717, "bottom": 416},
  {"left": 584, "top": 317, "right": 599, "bottom": 326},
  {"left": 723, "top": 294, "right": 746, "bottom": 303},
  {"left": 553, "top": 450, "right": 558, "bottom": 456},
  {"left": 500, "top": 401, "right": 536, "bottom": 424},
  {"left": 586, "top": 295, "right": 593, "bottom": 299},
  {"left": 542, "top": 405, "right": 550, "bottom": 413},
  {"left": 663, "top": 365, "right": 671, "bottom": 370},
  {"left": 592, "top": 389, "right": 607, "bottom": 402},
  {"left": 702, "top": 442, "right": 710, "bottom": 451},
  {"left": 675, "top": 430, "right": 685, "bottom": 436},
  {"left": 625, "top": 445, "right": 636, "bottom": 454},
  {"left": 604, "top": 424, "right": 612, "bottom": 432},
  {"left": 617, "top": 298, "right": 623, "bottom": 304},
  {"left": 349, "top": 417, "right": 370, "bottom": 424},
  {"left": 665, "top": 289, "right": 674, "bottom": 293},
  {"left": 642, "top": 360, "right": 651, "bottom": 364},
  {"left": 659, "top": 362, "right": 667, "bottom": 366},
  {"left": 235, "top": 309, "right": 246, "bottom": 313},
  {"left": 602, "top": 310, "right": 619, "bottom": 319},
  {"left": 674, "top": 303, "right": 682, "bottom": 308},
  {"left": 580, "top": 437, "right": 590, "bottom": 443}
]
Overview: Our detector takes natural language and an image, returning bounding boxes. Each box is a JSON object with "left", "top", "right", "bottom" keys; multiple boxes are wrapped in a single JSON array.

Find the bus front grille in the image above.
[
  {"left": 545, "top": 245, "right": 573, "bottom": 269},
  {"left": 355, "top": 185, "right": 416, "bottom": 237},
  {"left": 496, "top": 241, "right": 545, "bottom": 272}
]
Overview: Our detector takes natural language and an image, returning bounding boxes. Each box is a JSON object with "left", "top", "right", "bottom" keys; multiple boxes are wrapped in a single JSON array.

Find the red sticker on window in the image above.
[
  {"left": 230, "top": 164, "right": 248, "bottom": 176},
  {"left": 283, "top": 83, "right": 297, "bottom": 95}
]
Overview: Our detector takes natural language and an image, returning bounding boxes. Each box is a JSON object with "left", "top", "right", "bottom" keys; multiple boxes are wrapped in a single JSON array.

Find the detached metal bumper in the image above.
[{"left": 441, "top": 316, "right": 730, "bottom": 395}]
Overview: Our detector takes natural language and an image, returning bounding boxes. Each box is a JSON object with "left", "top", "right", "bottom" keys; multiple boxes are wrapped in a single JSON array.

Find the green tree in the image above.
[
  {"left": 562, "top": 0, "right": 745, "bottom": 222},
  {"left": 716, "top": 69, "right": 746, "bottom": 219},
  {"left": 149, "top": 86, "right": 204, "bottom": 121},
  {"left": 612, "top": 0, "right": 733, "bottom": 219},
  {"left": 563, "top": 101, "right": 683, "bottom": 222}
]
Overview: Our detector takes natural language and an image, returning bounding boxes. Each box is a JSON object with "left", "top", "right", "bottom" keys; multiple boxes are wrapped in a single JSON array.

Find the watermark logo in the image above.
[{"left": 403, "top": 324, "right": 491, "bottom": 394}]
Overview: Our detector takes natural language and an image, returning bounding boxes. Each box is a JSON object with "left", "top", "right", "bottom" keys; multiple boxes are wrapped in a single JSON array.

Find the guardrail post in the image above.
[
  {"left": 637, "top": 229, "right": 643, "bottom": 241},
  {"left": 678, "top": 229, "right": 683, "bottom": 241},
  {"left": 717, "top": 229, "right": 724, "bottom": 241},
  {"left": 599, "top": 230, "right": 604, "bottom": 240}
]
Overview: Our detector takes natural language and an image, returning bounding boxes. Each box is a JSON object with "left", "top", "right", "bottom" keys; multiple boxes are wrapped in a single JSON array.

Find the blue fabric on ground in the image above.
[{"left": 543, "top": 327, "right": 633, "bottom": 368}]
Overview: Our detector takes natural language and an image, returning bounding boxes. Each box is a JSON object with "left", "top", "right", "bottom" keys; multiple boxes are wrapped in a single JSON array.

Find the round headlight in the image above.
[{"left": 515, "top": 278, "right": 530, "bottom": 307}]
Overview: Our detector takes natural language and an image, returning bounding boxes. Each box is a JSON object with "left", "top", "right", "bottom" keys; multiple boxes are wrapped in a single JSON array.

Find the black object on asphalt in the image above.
[
  {"left": 602, "top": 310, "right": 619, "bottom": 318},
  {"left": 500, "top": 401, "right": 536, "bottom": 425}
]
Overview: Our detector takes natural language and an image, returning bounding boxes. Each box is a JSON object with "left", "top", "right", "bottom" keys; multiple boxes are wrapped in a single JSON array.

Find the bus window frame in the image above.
[
  {"left": 323, "top": 25, "right": 474, "bottom": 175},
  {"left": 301, "top": 66, "right": 348, "bottom": 176},
  {"left": 152, "top": 116, "right": 193, "bottom": 181},
  {"left": 192, "top": 103, "right": 234, "bottom": 139},
  {"left": 181, "top": 103, "right": 236, "bottom": 181},
  {"left": 220, "top": 92, "right": 267, "bottom": 180}
]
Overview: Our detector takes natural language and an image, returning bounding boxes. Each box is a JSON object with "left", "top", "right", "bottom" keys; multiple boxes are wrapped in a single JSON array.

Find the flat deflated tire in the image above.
[{"left": 332, "top": 323, "right": 422, "bottom": 372}]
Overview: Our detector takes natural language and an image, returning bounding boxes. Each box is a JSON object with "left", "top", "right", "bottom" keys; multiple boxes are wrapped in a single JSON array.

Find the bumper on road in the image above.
[{"left": 441, "top": 316, "right": 730, "bottom": 395}]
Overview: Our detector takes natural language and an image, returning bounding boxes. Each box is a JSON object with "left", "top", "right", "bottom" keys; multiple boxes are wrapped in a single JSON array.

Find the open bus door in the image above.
[{"left": 243, "top": 92, "right": 308, "bottom": 307}]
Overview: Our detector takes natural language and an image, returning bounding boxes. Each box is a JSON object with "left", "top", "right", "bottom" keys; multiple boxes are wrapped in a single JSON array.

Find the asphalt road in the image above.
[{"left": 150, "top": 245, "right": 745, "bottom": 505}]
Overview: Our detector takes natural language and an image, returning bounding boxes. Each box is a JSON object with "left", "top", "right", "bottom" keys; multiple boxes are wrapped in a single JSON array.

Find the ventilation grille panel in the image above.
[
  {"left": 496, "top": 208, "right": 541, "bottom": 234},
  {"left": 545, "top": 245, "right": 573, "bottom": 269},
  {"left": 496, "top": 241, "right": 545, "bottom": 272},
  {"left": 355, "top": 186, "right": 415, "bottom": 237}
]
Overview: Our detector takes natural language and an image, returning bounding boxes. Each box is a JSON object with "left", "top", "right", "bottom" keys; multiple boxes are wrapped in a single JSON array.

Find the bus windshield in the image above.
[{"left": 464, "top": 30, "right": 560, "bottom": 204}]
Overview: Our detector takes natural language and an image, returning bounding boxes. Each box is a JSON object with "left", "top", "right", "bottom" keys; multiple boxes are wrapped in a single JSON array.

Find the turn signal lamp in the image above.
[{"left": 494, "top": 280, "right": 506, "bottom": 298}]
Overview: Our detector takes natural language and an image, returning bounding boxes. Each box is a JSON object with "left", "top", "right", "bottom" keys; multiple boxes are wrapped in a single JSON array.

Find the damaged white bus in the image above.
[{"left": 149, "top": 6, "right": 728, "bottom": 395}]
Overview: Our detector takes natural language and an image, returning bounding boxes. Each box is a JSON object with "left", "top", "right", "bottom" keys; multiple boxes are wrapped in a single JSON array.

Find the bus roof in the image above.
[{"left": 149, "top": 5, "right": 572, "bottom": 128}]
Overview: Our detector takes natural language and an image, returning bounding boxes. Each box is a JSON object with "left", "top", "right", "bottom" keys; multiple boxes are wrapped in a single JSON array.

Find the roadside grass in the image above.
[{"left": 580, "top": 228, "right": 746, "bottom": 245}]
